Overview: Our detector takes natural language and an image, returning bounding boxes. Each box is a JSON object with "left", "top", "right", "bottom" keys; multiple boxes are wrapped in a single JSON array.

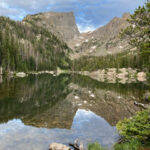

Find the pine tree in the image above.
[{"left": 121, "top": 0, "right": 150, "bottom": 69}]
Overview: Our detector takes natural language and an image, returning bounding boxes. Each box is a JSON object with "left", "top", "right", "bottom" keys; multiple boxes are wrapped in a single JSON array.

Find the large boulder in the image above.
[{"left": 49, "top": 143, "right": 71, "bottom": 150}]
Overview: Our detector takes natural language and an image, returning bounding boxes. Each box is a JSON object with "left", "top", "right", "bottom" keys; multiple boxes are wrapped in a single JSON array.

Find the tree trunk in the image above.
[
  {"left": 0, "top": 66, "right": 3, "bottom": 75},
  {"left": 0, "top": 75, "right": 2, "bottom": 83}
]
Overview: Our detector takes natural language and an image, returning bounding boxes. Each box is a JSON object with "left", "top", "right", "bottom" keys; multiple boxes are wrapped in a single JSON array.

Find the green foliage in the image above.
[
  {"left": 88, "top": 143, "right": 106, "bottom": 150},
  {"left": 114, "top": 140, "right": 141, "bottom": 150},
  {"left": 116, "top": 108, "right": 150, "bottom": 145},
  {"left": 73, "top": 51, "right": 143, "bottom": 71},
  {"left": 88, "top": 141, "right": 142, "bottom": 150}
]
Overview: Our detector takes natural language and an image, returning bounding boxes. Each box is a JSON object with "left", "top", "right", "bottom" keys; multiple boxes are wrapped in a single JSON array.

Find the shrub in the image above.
[
  {"left": 114, "top": 140, "right": 141, "bottom": 150},
  {"left": 116, "top": 108, "right": 150, "bottom": 145},
  {"left": 88, "top": 143, "right": 106, "bottom": 150}
]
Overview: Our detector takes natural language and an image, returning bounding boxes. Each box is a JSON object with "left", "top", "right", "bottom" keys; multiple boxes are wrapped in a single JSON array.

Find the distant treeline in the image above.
[{"left": 72, "top": 51, "right": 149, "bottom": 71}]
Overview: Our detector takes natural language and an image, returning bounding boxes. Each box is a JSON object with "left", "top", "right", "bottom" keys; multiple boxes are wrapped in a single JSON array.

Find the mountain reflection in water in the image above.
[
  {"left": 0, "top": 74, "right": 148, "bottom": 150},
  {"left": 0, "top": 109, "right": 119, "bottom": 150}
]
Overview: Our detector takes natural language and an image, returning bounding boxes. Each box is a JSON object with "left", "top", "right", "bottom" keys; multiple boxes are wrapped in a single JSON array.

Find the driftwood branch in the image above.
[
  {"left": 134, "top": 101, "right": 147, "bottom": 109},
  {"left": 69, "top": 143, "right": 80, "bottom": 150},
  {"left": 69, "top": 139, "right": 83, "bottom": 150}
]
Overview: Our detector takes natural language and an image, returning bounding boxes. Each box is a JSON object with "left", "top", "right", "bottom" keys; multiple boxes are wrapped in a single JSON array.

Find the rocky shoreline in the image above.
[
  {"left": 0, "top": 68, "right": 147, "bottom": 84},
  {"left": 78, "top": 68, "right": 147, "bottom": 83}
]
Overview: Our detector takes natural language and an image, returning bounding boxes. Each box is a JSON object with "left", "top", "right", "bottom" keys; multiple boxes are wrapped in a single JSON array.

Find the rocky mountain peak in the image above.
[
  {"left": 23, "top": 12, "right": 80, "bottom": 43},
  {"left": 69, "top": 13, "right": 131, "bottom": 59},
  {"left": 81, "top": 13, "right": 130, "bottom": 41}
]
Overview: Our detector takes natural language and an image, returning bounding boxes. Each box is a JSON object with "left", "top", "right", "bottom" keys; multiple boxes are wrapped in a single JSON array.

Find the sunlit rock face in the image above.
[{"left": 23, "top": 12, "right": 80, "bottom": 43}]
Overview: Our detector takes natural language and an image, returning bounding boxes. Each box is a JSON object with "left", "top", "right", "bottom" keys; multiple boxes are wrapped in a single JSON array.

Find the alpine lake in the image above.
[{"left": 0, "top": 73, "right": 148, "bottom": 150}]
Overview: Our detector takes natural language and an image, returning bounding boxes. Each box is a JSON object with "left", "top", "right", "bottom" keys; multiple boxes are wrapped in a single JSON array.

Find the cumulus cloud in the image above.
[
  {"left": 77, "top": 24, "right": 96, "bottom": 33},
  {"left": 0, "top": 0, "right": 146, "bottom": 30}
]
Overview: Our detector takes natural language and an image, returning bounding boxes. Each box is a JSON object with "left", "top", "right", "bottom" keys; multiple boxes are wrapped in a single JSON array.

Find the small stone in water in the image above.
[{"left": 84, "top": 101, "right": 87, "bottom": 104}]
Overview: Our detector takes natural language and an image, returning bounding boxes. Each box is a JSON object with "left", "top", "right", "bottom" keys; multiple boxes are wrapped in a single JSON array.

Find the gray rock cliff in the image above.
[{"left": 23, "top": 12, "right": 80, "bottom": 43}]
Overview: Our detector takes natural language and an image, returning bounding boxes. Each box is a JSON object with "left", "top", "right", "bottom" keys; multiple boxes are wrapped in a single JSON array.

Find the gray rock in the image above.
[
  {"left": 49, "top": 143, "right": 71, "bottom": 150},
  {"left": 23, "top": 12, "right": 79, "bottom": 43}
]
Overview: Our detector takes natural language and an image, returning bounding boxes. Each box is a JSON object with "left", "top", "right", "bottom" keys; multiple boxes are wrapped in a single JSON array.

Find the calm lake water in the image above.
[{"left": 0, "top": 74, "right": 148, "bottom": 150}]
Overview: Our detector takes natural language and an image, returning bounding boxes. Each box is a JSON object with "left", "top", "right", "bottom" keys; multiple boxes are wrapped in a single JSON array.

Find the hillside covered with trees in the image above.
[{"left": 0, "top": 17, "right": 71, "bottom": 73}]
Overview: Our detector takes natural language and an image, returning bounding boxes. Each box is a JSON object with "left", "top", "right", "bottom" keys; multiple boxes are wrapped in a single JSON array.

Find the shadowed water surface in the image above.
[{"left": 0, "top": 74, "right": 148, "bottom": 150}]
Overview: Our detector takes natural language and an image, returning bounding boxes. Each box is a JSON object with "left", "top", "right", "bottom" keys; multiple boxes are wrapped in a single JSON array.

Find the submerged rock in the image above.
[{"left": 49, "top": 143, "right": 71, "bottom": 150}]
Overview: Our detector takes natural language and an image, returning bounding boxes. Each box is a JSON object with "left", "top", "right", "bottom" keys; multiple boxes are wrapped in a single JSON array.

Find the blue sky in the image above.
[{"left": 0, "top": 0, "right": 146, "bottom": 32}]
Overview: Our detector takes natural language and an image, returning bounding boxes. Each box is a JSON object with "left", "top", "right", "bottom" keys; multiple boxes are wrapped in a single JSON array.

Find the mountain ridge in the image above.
[
  {"left": 0, "top": 11, "right": 132, "bottom": 73},
  {"left": 69, "top": 12, "right": 131, "bottom": 59},
  {"left": 23, "top": 12, "right": 80, "bottom": 43}
]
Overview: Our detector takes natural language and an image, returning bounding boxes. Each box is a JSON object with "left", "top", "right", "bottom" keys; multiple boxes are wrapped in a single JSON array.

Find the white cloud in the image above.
[
  {"left": 77, "top": 24, "right": 96, "bottom": 33},
  {"left": 0, "top": 0, "right": 146, "bottom": 28},
  {"left": 0, "top": 2, "right": 9, "bottom": 8},
  {"left": 0, "top": 3, "right": 26, "bottom": 20}
]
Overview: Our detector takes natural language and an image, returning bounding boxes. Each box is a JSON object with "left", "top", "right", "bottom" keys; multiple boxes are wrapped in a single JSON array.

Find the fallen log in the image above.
[
  {"left": 69, "top": 139, "right": 83, "bottom": 150},
  {"left": 134, "top": 101, "right": 148, "bottom": 109},
  {"left": 69, "top": 143, "right": 80, "bottom": 150}
]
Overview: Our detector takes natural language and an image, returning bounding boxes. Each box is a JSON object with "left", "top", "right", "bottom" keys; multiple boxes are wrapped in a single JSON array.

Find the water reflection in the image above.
[
  {"left": 0, "top": 74, "right": 72, "bottom": 126},
  {"left": 0, "top": 109, "right": 119, "bottom": 150},
  {"left": 0, "top": 74, "right": 149, "bottom": 149},
  {"left": 0, "top": 75, "right": 2, "bottom": 83}
]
